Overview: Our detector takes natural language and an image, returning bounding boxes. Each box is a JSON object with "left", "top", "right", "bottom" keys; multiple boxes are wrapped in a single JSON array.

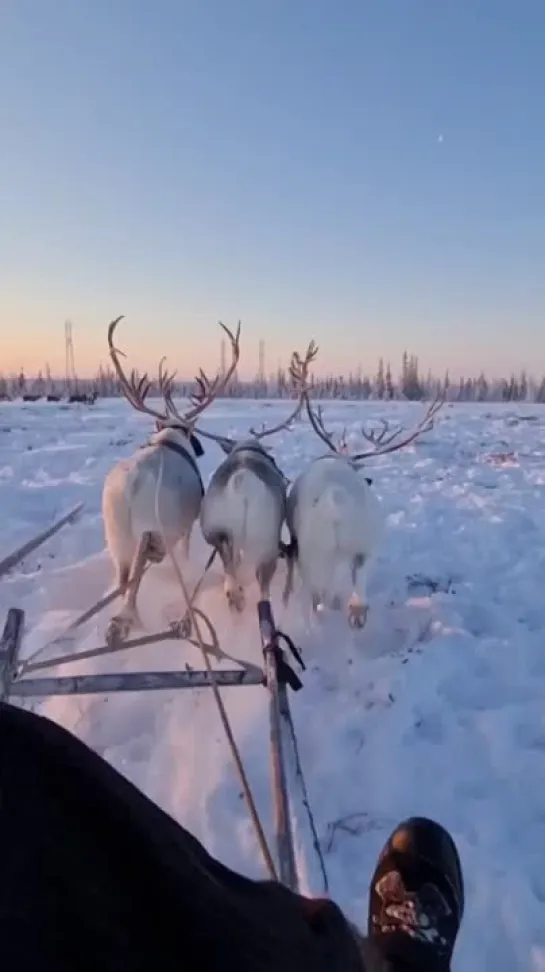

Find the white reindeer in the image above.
[
  {"left": 195, "top": 343, "right": 318, "bottom": 612},
  {"left": 102, "top": 315, "right": 240, "bottom": 644},
  {"left": 283, "top": 395, "right": 444, "bottom": 628}
]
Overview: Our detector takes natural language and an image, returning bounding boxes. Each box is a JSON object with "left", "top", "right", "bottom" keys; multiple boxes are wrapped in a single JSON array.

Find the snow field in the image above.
[{"left": 2, "top": 397, "right": 545, "bottom": 969}]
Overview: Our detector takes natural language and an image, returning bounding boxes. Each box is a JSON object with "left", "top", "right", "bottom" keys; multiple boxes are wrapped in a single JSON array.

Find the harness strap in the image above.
[
  {"left": 149, "top": 439, "right": 204, "bottom": 497},
  {"left": 236, "top": 442, "right": 287, "bottom": 480},
  {"left": 237, "top": 442, "right": 273, "bottom": 461}
]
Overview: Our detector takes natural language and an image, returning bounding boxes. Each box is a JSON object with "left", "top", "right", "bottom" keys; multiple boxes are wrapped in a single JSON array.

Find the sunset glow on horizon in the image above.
[{"left": 2, "top": 2, "right": 544, "bottom": 383}]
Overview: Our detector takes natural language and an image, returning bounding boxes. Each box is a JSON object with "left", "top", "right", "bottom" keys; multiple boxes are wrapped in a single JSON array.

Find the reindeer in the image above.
[
  {"left": 102, "top": 315, "right": 240, "bottom": 643},
  {"left": 283, "top": 394, "right": 444, "bottom": 628},
  {"left": 68, "top": 390, "right": 98, "bottom": 404},
  {"left": 195, "top": 343, "right": 318, "bottom": 612}
]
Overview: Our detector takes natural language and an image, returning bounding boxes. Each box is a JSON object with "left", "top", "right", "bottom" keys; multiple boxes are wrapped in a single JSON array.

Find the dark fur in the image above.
[{"left": 155, "top": 420, "right": 204, "bottom": 459}]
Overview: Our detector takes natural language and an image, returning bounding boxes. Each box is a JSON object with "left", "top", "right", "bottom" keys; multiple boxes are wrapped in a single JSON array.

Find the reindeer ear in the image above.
[{"left": 190, "top": 433, "right": 204, "bottom": 457}]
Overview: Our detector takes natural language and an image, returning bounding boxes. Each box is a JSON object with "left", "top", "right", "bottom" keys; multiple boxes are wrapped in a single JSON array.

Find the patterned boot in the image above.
[{"left": 368, "top": 817, "right": 464, "bottom": 971}]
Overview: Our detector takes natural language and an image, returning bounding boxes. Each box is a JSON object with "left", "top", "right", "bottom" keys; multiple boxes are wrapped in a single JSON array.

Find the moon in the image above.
[{"left": 437, "top": 134, "right": 444, "bottom": 143}]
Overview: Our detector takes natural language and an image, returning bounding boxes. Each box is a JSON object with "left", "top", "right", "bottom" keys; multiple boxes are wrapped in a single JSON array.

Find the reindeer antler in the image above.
[
  {"left": 305, "top": 392, "right": 444, "bottom": 463},
  {"left": 303, "top": 395, "right": 339, "bottom": 452},
  {"left": 163, "top": 321, "right": 241, "bottom": 427},
  {"left": 108, "top": 316, "right": 173, "bottom": 422},
  {"left": 352, "top": 395, "right": 444, "bottom": 460},
  {"left": 359, "top": 417, "right": 403, "bottom": 449},
  {"left": 248, "top": 340, "right": 319, "bottom": 440}
]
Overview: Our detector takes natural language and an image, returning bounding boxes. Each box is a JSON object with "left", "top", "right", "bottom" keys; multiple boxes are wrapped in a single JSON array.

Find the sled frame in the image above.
[
  {"left": 0, "top": 503, "right": 83, "bottom": 580},
  {"left": 0, "top": 598, "right": 305, "bottom": 892}
]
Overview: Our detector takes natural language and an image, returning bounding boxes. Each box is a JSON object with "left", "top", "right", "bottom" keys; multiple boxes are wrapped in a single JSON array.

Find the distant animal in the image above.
[
  {"left": 68, "top": 391, "right": 98, "bottom": 404},
  {"left": 283, "top": 397, "right": 444, "bottom": 628},
  {"left": 197, "top": 343, "right": 318, "bottom": 611},
  {"left": 102, "top": 315, "right": 239, "bottom": 645}
]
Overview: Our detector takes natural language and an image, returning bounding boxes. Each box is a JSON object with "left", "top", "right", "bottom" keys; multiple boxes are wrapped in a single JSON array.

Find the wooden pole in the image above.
[{"left": 0, "top": 503, "right": 84, "bottom": 580}]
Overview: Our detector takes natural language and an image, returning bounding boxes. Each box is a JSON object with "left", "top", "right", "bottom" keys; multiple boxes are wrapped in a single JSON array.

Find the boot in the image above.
[{"left": 368, "top": 817, "right": 464, "bottom": 971}]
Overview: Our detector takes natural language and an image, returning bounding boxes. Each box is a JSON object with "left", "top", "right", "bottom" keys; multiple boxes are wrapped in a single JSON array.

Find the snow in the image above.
[{"left": 2, "top": 396, "right": 545, "bottom": 969}]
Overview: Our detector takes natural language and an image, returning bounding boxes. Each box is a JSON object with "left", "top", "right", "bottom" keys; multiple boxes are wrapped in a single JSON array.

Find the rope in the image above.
[
  {"left": 19, "top": 509, "right": 218, "bottom": 677},
  {"left": 283, "top": 702, "right": 329, "bottom": 894},
  {"left": 18, "top": 562, "right": 153, "bottom": 674},
  {"left": 154, "top": 447, "right": 278, "bottom": 882}
]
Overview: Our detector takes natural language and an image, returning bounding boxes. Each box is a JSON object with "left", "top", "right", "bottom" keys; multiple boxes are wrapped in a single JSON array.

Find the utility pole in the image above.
[
  {"left": 64, "top": 320, "right": 77, "bottom": 393},
  {"left": 258, "top": 339, "right": 265, "bottom": 385}
]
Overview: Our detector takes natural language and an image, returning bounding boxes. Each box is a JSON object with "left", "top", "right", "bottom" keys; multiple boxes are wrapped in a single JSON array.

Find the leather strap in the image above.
[{"left": 151, "top": 439, "right": 204, "bottom": 496}]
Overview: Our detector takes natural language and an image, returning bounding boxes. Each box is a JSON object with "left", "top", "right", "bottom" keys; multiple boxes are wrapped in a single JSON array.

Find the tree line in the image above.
[{"left": 2, "top": 350, "right": 545, "bottom": 403}]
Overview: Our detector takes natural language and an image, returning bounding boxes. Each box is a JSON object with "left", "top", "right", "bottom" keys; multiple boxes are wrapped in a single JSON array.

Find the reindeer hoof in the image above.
[
  {"left": 105, "top": 613, "right": 133, "bottom": 647},
  {"left": 348, "top": 604, "right": 369, "bottom": 630},
  {"left": 226, "top": 587, "right": 245, "bottom": 613},
  {"left": 146, "top": 536, "right": 165, "bottom": 564},
  {"left": 311, "top": 593, "right": 323, "bottom": 614}
]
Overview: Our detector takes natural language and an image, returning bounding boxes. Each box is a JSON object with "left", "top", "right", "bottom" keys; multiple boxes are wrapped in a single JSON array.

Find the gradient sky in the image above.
[{"left": 1, "top": 0, "right": 544, "bottom": 380}]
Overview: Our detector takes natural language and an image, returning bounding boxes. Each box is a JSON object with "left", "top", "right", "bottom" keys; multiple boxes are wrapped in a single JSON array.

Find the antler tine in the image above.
[
  {"left": 214, "top": 321, "right": 241, "bottom": 395},
  {"left": 295, "top": 342, "right": 344, "bottom": 454},
  {"left": 189, "top": 368, "right": 220, "bottom": 407},
  {"left": 181, "top": 320, "right": 241, "bottom": 425},
  {"left": 248, "top": 340, "right": 319, "bottom": 440},
  {"left": 375, "top": 418, "right": 393, "bottom": 444},
  {"left": 360, "top": 417, "right": 405, "bottom": 448},
  {"left": 350, "top": 393, "right": 445, "bottom": 463},
  {"left": 289, "top": 340, "right": 319, "bottom": 385},
  {"left": 134, "top": 372, "right": 152, "bottom": 401},
  {"left": 189, "top": 375, "right": 207, "bottom": 406},
  {"left": 339, "top": 427, "right": 350, "bottom": 452},
  {"left": 157, "top": 356, "right": 168, "bottom": 389},
  {"left": 163, "top": 367, "right": 184, "bottom": 424},
  {"left": 304, "top": 393, "right": 341, "bottom": 453},
  {"left": 107, "top": 316, "right": 168, "bottom": 422},
  {"left": 157, "top": 357, "right": 178, "bottom": 402}
]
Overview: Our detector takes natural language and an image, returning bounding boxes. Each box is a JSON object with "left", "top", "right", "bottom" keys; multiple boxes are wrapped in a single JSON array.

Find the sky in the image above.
[{"left": 1, "top": 0, "right": 544, "bottom": 381}]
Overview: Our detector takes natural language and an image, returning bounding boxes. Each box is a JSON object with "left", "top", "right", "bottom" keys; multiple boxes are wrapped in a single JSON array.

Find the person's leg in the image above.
[
  {"left": 367, "top": 817, "right": 464, "bottom": 972},
  {"left": 0, "top": 701, "right": 365, "bottom": 972}
]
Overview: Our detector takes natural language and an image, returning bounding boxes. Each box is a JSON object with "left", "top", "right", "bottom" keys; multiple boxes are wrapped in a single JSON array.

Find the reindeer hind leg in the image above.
[
  {"left": 280, "top": 535, "right": 297, "bottom": 606},
  {"left": 181, "top": 529, "right": 192, "bottom": 561},
  {"left": 216, "top": 534, "right": 245, "bottom": 612},
  {"left": 347, "top": 553, "right": 369, "bottom": 629},
  {"left": 256, "top": 557, "right": 277, "bottom": 603},
  {"left": 311, "top": 590, "right": 326, "bottom": 615},
  {"left": 106, "top": 533, "right": 152, "bottom": 646},
  {"left": 116, "top": 562, "right": 131, "bottom": 596}
]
